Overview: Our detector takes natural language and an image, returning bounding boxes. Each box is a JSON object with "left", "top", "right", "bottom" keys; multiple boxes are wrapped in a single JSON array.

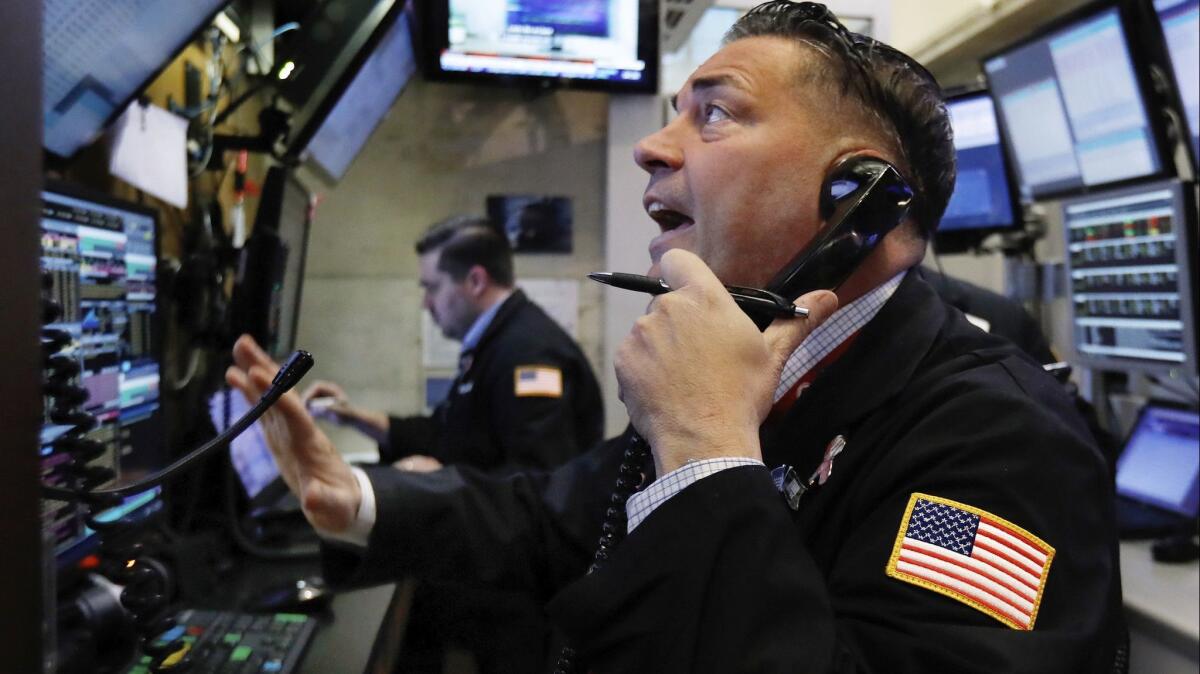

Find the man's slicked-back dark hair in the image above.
[
  {"left": 415, "top": 214, "right": 515, "bottom": 286},
  {"left": 725, "top": 1, "right": 956, "bottom": 236}
]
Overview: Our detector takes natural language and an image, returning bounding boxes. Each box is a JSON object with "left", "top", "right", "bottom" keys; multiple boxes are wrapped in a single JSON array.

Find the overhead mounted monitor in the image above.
[
  {"left": 1061, "top": 179, "right": 1197, "bottom": 373},
  {"left": 935, "top": 91, "right": 1021, "bottom": 252},
  {"left": 1153, "top": 0, "right": 1199, "bottom": 167},
  {"left": 983, "top": 4, "right": 1170, "bottom": 200},
  {"left": 42, "top": 0, "right": 228, "bottom": 158},
  {"left": 423, "top": 0, "right": 660, "bottom": 93},
  {"left": 276, "top": 0, "right": 404, "bottom": 159},
  {"left": 300, "top": 9, "right": 418, "bottom": 182}
]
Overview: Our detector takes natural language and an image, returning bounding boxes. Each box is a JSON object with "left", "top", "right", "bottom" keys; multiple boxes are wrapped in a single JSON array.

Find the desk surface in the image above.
[{"left": 1120, "top": 540, "right": 1200, "bottom": 651}]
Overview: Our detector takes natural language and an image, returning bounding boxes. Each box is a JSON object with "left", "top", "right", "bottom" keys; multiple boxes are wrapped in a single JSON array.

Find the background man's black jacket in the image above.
[{"left": 382, "top": 289, "right": 604, "bottom": 472}]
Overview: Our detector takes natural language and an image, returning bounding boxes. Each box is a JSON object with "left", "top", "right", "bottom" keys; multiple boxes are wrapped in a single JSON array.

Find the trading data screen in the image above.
[
  {"left": 1155, "top": 0, "right": 1200, "bottom": 163},
  {"left": 984, "top": 7, "right": 1162, "bottom": 198},
  {"left": 441, "top": 0, "right": 649, "bottom": 86},
  {"left": 305, "top": 15, "right": 418, "bottom": 181},
  {"left": 40, "top": 188, "right": 164, "bottom": 562},
  {"left": 42, "top": 0, "right": 225, "bottom": 156},
  {"left": 939, "top": 93, "right": 1018, "bottom": 232},
  {"left": 1063, "top": 181, "right": 1195, "bottom": 369}
]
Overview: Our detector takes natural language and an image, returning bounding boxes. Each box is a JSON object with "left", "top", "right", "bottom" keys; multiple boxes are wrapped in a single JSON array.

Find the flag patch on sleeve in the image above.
[
  {"left": 886, "top": 493, "right": 1055, "bottom": 631},
  {"left": 514, "top": 366, "right": 563, "bottom": 398}
]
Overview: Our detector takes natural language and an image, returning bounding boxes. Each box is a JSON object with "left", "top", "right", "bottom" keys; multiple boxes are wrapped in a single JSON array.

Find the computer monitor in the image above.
[
  {"left": 300, "top": 8, "right": 418, "bottom": 183},
  {"left": 983, "top": 4, "right": 1170, "bottom": 199},
  {"left": 935, "top": 91, "right": 1021, "bottom": 251},
  {"left": 42, "top": 0, "right": 228, "bottom": 158},
  {"left": 207, "top": 390, "right": 281, "bottom": 503},
  {"left": 275, "top": 0, "right": 405, "bottom": 159},
  {"left": 228, "top": 167, "right": 313, "bottom": 360},
  {"left": 39, "top": 182, "right": 165, "bottom": 566},
  {"left": 1061, "top": 179, "right": 1197, "bottom": 372},
  {"left": 1115, "top": 403, "right": 1200, "bottom": 519},
  {"left": 423, "top": 0, "right": 660, "bottom": 93},
  {"left": 1153, "top": 0, "right": 1199, "bottom": 167}
]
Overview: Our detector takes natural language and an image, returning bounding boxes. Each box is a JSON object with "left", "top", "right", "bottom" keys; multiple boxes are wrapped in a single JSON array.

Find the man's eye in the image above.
[{"left": 703, "top": 104, "right": 730, "bottom": 124}]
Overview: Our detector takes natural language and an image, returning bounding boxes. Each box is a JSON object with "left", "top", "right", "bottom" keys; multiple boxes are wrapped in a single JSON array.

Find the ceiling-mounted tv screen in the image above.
[{"left": 423, "top": 0, "right": 659, "bottom": 93}]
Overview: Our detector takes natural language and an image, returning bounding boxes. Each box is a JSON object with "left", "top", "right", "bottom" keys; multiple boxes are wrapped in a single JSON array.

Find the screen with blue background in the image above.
[{"left": 940, "top": 93, "right": 1017, "bottom": 232}]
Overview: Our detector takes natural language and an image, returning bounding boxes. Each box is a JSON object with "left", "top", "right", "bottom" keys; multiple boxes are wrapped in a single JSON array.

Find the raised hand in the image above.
[
  {"left": 614, "top": 249, "right": 838, "bottom": 476},
  {"left": 226, "top": 335, "right": 362, "bottom": 534}
]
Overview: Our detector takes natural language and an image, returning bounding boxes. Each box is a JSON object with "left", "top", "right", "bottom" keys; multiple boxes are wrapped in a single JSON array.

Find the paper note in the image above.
[{"left": 108, "top": 101, "right": 189, "bottom": 209}]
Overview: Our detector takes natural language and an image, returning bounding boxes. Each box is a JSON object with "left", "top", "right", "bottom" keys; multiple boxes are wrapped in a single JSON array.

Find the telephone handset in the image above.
[
  {"left": 746, "top": 155, "right": 914, "bottom": 329},
  {"left": 554, "top": 156, "right": 915, "bottom": 674}
]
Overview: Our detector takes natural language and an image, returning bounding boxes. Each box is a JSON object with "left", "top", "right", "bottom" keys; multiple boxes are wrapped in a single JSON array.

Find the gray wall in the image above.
[{"left": 295, "top": 79, "right": 610, "bottom": 457}]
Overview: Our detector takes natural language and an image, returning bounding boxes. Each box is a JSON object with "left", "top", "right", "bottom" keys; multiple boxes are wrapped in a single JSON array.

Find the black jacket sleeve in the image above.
[
  {"left": 321, "top": 434, "right": 631, "bottom": 597},
  {"left": 380, "top": 413, "right": 438, "bottom": 464},
  {"left": 481, "top": 345, "right": 596, "bottom": 474},
  {"left": 546, "top": 380, "right": 1122, "bottom": 673}
]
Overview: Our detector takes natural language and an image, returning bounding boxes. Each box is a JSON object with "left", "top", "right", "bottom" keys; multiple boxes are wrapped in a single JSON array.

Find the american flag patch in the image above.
[
  {"left": 513, "top": 366, "right": 563, "bottom": 398},
  {"left": 886, "top": 493, "right": 1054, "bottom": 631}
]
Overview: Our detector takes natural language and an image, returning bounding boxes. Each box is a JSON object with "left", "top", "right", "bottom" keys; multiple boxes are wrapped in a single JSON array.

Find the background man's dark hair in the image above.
[
  {"left": 726, "top": 0, "right": 956, "bottom": 236},
  {"left": 415, "top": 215, "right": 515, "bottom": 286}
]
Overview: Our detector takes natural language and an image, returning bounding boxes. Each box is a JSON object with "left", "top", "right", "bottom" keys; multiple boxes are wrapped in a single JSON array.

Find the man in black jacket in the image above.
[
  {"left": 228, "top": 3, "right": 1123, "bottom": 671},
  {"left": 302, "top": 215, "right": 603, "bottom": 474},
  {"left": 299, "top": 215, "right": 603, "bottom": 672}
]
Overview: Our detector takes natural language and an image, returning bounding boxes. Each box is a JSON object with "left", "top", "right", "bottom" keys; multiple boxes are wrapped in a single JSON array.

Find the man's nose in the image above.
[{"left": 634, "top": 124, "right": 683, "bottom": 174}]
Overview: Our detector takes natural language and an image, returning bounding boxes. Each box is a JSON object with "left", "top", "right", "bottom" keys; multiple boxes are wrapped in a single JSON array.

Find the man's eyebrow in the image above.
[{"left": 670, "top": 73, "right": 747, "bottom": 112}]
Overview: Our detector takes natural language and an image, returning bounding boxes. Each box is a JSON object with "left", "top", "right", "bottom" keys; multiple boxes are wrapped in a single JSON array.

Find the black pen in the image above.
[{"left": 588, "top": 272, "right": 809, "bottom": 319}]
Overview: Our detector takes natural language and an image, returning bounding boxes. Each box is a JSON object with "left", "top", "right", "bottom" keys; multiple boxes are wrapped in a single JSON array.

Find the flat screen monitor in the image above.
[
  {"left": 301, "top": 9, "right": 418, "bottom": 182},
  {"left": 207, "top": 390, "right": 281, "bottom": 502},
  {"left": 42, "top": 0, "right": 228, "bottom": 158},
  {"left": 935, "top": 91, "right": 1021, "bottom": 250},
  {"left": 425, "top": 0, "right": 659, "bottom": 93},
  {"left": 1116, "top": 403, "right": 1200, "bottom": 518},
  {"left": 1061, "top": 179, "right": 1197, "bottom": 372},
  {"left": 229, "top": 168, "right": 313, "bottom": 360},
  {"left": 1153, "top": 0, "right": 1199, "bottom": 166},
  {"left": 983, "top": 5, "right": 1168, "bottom": 199},
  {"left": 39, "top": 183, "right": 165, "bottom": 566}
]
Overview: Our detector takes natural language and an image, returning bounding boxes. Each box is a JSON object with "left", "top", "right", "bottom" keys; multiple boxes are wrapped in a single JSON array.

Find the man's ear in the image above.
[{"left": 465, "top": 265, "right": 490, "bottom": 296}]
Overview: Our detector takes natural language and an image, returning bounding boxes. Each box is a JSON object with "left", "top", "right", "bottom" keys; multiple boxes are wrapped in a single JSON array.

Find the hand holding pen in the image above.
[{"left": 588, "top": 271, "right": 809, "bottom": 320}]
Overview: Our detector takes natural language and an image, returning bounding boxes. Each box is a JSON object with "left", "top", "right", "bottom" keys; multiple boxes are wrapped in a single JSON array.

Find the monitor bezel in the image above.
[
  {"left": 1137, "top": 0, "right": 1200, "bottom": 172},
  {"left": 40, "top": 179, "right": 167, "bottom": 568},
  {"left": 280, "top": 0, "right": 407, "bottom": 166},
  {"left": 42, "top": 1, "right": 231, "bottom": 161},
  {"left": 1060, "top": 177, "right": 1198, "bottom": 375},
  {"left": 417, "top": 0, "right": 661, "bottom": 95},
  {"left": 275, "top": 172, "right": 314, "bottom": 359},
  {"left": 981, "top": 0, "right": 1178, "bottom": 201},
  {"left": 933, "top": 88, "right": 1025, "bottom": 254}
]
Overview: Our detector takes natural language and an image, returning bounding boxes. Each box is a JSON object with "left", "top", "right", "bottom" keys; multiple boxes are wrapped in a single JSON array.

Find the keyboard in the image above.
[{"left": 124, "top": 608, "right": 317, "bottom": 674}]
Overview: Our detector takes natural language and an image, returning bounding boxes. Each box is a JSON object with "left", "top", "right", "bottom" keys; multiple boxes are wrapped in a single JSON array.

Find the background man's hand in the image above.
[
  {"left": 301, "top": 379, "right": 352, "bottom": 422},
  {"left": 393, "top": 455, "right": 443, "bottom": 473},
  {"left": 300, "top": 377, "right": 390, "bottom": 443},
  {"left": 227, "top": 335, "right": 361, "bottom": 534},
  {"left": 614, "top": 249, "right": 838, "bottom": 476}
]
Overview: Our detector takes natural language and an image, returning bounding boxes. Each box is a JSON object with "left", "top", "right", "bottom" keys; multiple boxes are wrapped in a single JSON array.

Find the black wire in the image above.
[
  {"left": 43, "top": 350, "right": 313, "bottom": 503},
  {"left": 554, "top": 432, "right": 651, "bottom": 674}
]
